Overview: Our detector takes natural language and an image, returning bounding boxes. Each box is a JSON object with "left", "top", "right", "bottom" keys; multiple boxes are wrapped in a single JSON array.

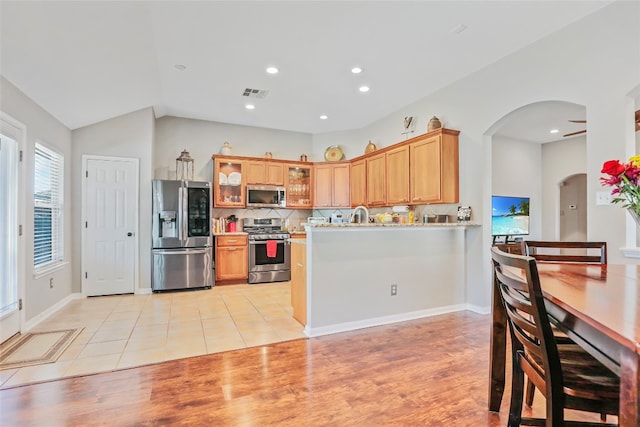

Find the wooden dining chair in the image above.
[
  {"left": 521, "top": 240, "right": 607, "bottom": 264},
  {"left": 521, "top": 240, "right": 608, "bottom": 411},
  {"left": 491, "top": 247, "right": 619, "bottom": 426}
]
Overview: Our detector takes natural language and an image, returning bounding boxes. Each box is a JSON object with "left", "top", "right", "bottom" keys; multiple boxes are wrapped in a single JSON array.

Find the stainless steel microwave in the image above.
[{"left": 246, "top": 185, "right": 286, "bottom": 208}]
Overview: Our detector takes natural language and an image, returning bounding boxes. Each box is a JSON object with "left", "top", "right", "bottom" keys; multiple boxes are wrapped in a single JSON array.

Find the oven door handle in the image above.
[{"left": 249, "top": 239, "right": 290, "bottom": 245}]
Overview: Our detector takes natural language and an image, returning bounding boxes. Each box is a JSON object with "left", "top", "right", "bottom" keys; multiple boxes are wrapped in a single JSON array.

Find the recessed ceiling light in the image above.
[
  {"left": 550, "top": 129, "right": 559, "bottom": 134},
  {"left": 174, "top": 64, "right": 186, "bottom": 70},
  {"left": 245, "top": 104, "right": 255, "bottom": 110},
  {"left": 359, "top": 86, "right": 370, "bottom": 93},
  {"left": 351, "top": 67, "right": 363, "bottom": 74},
  {"left": 320, "top": 115, "right": 328, "bottom": 120},
  {"left": 266, "top": 66, "right": 279, "bottom": 74}
]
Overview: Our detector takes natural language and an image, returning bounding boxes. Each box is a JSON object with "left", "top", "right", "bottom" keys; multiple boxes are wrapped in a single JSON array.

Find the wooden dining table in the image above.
[{"left": 489, "top": 262, "right": 640, "bottom": 426}]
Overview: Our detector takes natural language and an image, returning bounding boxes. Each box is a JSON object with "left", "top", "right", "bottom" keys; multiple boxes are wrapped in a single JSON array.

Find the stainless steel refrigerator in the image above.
[{"left": 151, "top": 180, "right": 213, "bottom": 291}]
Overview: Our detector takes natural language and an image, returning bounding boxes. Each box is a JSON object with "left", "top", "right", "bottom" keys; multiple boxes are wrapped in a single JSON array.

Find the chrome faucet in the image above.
[{"left": 352, "top": 205, "right": 369, "bottom": 224}]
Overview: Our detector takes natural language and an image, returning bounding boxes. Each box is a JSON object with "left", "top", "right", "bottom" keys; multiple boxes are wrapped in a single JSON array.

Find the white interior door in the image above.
[
  {"left": 0, "top": 120, "right": 23, "bottom": 343},
  {"left": 83, "top": 157, "right": 138, "bottom": 296}
]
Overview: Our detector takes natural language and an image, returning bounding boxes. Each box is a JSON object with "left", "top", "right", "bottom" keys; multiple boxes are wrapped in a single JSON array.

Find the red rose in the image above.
[{"left": 601, "top": 160, "right": 625, "bottom": 176}]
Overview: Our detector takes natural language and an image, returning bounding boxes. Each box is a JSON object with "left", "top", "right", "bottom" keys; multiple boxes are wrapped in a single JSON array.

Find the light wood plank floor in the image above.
[{"left": 0, "top": 311, "right": 610, "bottom": 426}]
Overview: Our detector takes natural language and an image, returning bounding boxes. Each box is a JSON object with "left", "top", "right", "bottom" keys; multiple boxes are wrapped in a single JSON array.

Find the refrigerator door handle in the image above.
[
  {"left": 153, "top": 248, "right": 210, "bottom": 256},
  {"left": 177, "top": 185, "right": 185, "bottom": 241},
  {"left": 182, "top": 184, "right": 188, "bottom": 241}
]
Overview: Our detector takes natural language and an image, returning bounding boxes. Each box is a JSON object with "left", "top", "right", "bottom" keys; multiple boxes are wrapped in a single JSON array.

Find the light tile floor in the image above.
[{"left": 0, "top": 282, "right": 306, "bottom": 389}]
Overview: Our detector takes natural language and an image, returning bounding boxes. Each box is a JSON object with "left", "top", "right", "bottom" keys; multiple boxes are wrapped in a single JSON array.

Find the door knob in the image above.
[{"left": 127, "top": 232, "right": 134, "bottom": 237}]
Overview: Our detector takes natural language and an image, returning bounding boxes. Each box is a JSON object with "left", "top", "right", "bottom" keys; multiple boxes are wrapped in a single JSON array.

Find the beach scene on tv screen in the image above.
[{"left": 492, "top": 196, "right": 530, "bottom": 236}]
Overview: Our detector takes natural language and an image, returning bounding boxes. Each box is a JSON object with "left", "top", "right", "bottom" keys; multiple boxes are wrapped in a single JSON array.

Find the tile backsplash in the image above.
[{"left": 212, "top": 203, "right": 468, "bottom": 231}]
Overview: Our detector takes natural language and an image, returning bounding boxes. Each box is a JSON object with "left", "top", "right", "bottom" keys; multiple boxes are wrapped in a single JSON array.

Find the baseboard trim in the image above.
[
  {"left": 305, "top": 304, "right": 468, "bottom": 338},
  {"left": 465, "top": 303, "right": 490, "bottom": 315},
  {"left": 24, "top": 293, "right": 84, "bottom": 331}
]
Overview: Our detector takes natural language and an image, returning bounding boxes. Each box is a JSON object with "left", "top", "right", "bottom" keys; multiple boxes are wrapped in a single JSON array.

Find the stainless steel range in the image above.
[{"left": 243, "top": 218, "right": 291, "bottom": 284}]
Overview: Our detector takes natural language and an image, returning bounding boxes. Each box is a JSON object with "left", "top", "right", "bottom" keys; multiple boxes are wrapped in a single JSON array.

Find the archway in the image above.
[{"left": 559, "top": 173, "right": 587, "bottom": 241}]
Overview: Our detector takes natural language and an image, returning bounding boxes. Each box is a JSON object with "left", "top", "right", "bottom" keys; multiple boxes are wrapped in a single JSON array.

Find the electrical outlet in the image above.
[
  {"left": 391, "top": 284, "right": 397, "bottom": 296},
  {"left": 49, "top": 278, "right": 54, "bottom": 288}
]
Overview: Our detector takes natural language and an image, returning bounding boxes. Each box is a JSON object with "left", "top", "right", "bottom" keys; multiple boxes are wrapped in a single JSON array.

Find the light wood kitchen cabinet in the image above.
[
  {"left": 285, "top": 164, "right": 313, "bottom": 208},
  {"left": 215, "top": 234, "right": 248, "bottom": 281},
  {"left": 350, "top": 159, "right": 366, "bottom": 207},
  {"left": 313, "top": 162, "right": 350, "bottom": 208},
  {"left": 213, "top": 156, "right": 245, "bottom": 207},
  {"left": 245, "top": 160, "right": 284, "bottom": 186},
  {"left": 386, "top": 145, "right": 410, "bottom": 205},
  {"left": 290, "top": 240, "right": 306, "bottom": 326},
  {"left": 366, "top": 153, "right": 386, "bottom": 206},
  {"left": 409, "top": 129, "right": 459, "bottom": 204}
]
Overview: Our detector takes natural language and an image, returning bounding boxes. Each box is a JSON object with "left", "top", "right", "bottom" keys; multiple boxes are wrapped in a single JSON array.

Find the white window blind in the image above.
[{"left": 34, "top": 142, "right": 64, "bottom": 268}]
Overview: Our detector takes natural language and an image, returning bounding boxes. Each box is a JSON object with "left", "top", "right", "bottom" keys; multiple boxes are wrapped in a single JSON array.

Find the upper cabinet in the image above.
[
  {"left": 286, "top": 164, "right": 313, "bottom": 208},
  {"left": 213, "top": 156, "right": 245, "bottom": 207},
  {"left": 366, "top": 153, "right": 386, "bottom": 207},
  {"left": 314, "top": 162, "right": 350, "bottom": 208},
  {"left": 211, "top": 128, "right": 458, "bottom": 209},
  {"left": 386, "top": 145, "right": 410, "bottom": 205},
  {"left": 245, "top": 160, "right": 284, "bottom": 186},
  {"left": 409, "top": 129, "right": 459, "bottom": 204},
  {"left": 350, "top": 159, "right": 366, "bottom": 207}
]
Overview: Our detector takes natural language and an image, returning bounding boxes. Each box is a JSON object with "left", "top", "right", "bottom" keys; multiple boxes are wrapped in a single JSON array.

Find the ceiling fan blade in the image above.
[
  {"left": 568, "top": 120, "right": 587, "bottom": 123},
  {"left": 563, "top": 129, "right": 587, "bottom": 137}
]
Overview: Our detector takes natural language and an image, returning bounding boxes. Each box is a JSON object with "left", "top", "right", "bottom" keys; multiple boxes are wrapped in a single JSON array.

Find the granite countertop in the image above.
[
  {"left": 213, "top": 231, "right": 248, "bottom": 236},
  {"left": 304, "top": 222, "right": 480, "bottom": 228}
]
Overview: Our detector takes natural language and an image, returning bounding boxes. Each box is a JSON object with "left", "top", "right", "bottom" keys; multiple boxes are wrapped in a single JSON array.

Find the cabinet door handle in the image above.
[
  {"left": 297, "top": 263, "right": 304, "bottom": 267},
  {"left": 226, "top": 247, "right": 237, "bottom": 251}
]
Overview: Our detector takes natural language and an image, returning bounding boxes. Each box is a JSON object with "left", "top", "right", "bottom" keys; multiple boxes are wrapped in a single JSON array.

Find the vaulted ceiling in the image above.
[{"left": 0, "top": 1, "right": 612, "bottom": 134}]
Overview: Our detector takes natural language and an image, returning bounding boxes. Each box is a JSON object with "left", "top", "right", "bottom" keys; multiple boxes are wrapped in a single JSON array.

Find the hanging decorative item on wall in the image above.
[
  {"left": 402, "top": 116, "right": 414, "bottom": 139},
  {"left": 176, "top": 149, "right": 194, "bottom": 181}
]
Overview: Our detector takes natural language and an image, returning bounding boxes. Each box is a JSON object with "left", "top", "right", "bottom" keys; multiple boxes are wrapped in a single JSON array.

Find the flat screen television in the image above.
[{"left": 491, "top": 195, "right": 530, "bottom": 239}]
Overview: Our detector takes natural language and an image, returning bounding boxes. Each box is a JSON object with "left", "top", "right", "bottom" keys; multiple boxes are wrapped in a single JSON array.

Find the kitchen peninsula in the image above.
[{"left": 299, "top": 222, "right": 480, "bottom": 337}]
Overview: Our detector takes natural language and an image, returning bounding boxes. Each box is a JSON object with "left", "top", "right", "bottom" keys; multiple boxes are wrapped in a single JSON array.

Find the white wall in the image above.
[
  {"left": 72, "top": 108, "right": 155, "bottom": 292},
  {"left": 0, "top": 77, "right": 73, "bottom": 322},
  {"left": 306, "top": 226, "right": 468, "bottom": 336},
  {"left": 541, "top": 136, "right": 586, "bottom": 240},
  {"left": 311, "top": 1, "right": 640, "bottom": 309},
  {"left": 153, "top": 116, "right": 314, "bottom": 181},
  {"left": 491, "top": 137, "right": 542, "bottom": 240}
]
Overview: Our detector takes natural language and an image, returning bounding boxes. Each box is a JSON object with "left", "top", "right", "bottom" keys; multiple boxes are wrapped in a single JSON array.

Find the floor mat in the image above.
[{"left": 0, "top": 328, "right": 83, "bottom": 370}]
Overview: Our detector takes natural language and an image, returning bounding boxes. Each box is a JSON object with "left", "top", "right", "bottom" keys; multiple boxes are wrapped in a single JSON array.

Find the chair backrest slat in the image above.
[{"left": 522, "top": 240, "right": 607, "bottom": 264}]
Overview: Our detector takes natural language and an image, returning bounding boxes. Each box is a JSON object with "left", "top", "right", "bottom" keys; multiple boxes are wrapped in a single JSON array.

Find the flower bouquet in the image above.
[{"left": 600, "top": 156, "right": 640, "bottom": 221}]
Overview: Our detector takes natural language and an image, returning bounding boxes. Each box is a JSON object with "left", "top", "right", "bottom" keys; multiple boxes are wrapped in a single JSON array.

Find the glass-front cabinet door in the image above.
[
  {"left": 214, "top": 157, "right": 244, "bottom": 207},
  {"left": 286, "top": 164, "right": 312, "bottom": 208}
]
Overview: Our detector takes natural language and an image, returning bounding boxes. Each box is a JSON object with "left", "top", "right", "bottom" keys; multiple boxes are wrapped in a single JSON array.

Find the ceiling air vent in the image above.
[{"left": 242, "top": 88, "right": 270, "bottom": 99}]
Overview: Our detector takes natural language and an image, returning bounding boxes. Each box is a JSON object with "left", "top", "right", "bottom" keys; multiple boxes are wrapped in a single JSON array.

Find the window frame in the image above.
[{"left": 33, "top": 141, "right": 65, "bottom": 275}]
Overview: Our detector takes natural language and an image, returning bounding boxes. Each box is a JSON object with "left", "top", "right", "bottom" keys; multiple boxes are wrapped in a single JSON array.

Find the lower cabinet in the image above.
[
  {"left": 290, "top": 240, "right": 307, "bottom": 326},
  {"left": 215, "top": 234, "right": 248, "bottom": 282}
]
